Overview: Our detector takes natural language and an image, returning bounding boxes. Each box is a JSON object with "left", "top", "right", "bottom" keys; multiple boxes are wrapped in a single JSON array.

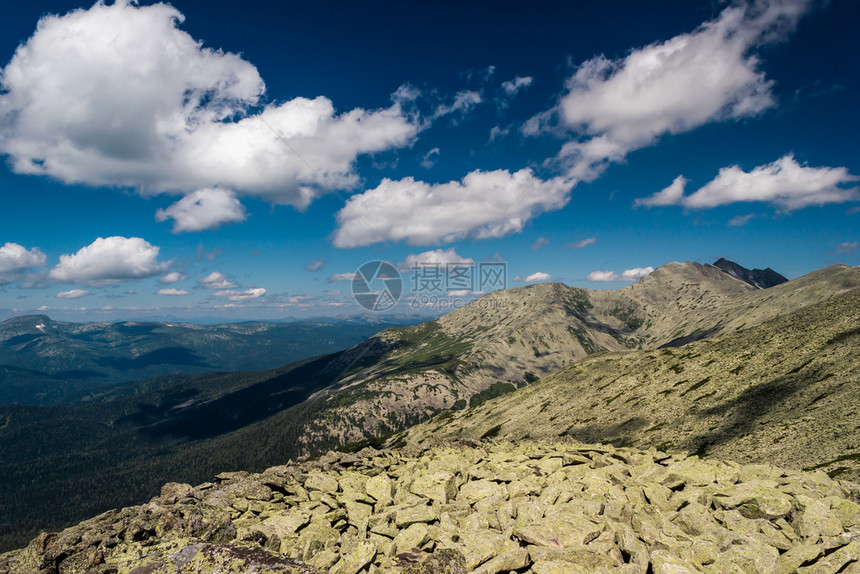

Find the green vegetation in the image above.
[
  {"left": 480, "top": 424, "right": 502, "bottom": 439},
  {"left": 568, "top": 324, "right": 599, "bottom": 354},
  {"left": 562, "top": 287, "right": 593, "bottom": 313},
  {"left": 609, "top": 305, "right": 645, "bottom": 330},
  {"left": 0, "top": 317, "right": 400, "bottom": 405},
  {"left": 381, "top": 322, "right": 472, "bottom": 378},
  {"left": 469, "top": 382, "right": 517, "bottom": 408}
]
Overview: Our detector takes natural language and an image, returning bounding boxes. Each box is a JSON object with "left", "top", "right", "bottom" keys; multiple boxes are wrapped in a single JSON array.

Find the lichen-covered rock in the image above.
[
  {"left": 400, "top": 548, "right": 466, "bottom": 574},
  {"left": 3, "top": 439, "right": 860, "bottom": 574}
]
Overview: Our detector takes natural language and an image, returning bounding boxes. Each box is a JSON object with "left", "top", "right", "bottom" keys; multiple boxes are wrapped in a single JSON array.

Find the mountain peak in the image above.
[{"left": 709, "top": 258, "right": 788, "bottom": 289}]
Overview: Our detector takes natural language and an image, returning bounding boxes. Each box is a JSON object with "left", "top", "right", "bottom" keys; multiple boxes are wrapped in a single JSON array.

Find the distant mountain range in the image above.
[
  {"left": 0, "top": 316, "right": 414, "bottom": 405},
  {"left": 2, "top": 259, "right": 859, "bottom": 552}
]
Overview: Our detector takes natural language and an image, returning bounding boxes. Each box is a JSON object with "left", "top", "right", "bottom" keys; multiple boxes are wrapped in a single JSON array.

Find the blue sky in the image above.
[{"left": 0, "top": 0, "right": 858, "bottom": 322}]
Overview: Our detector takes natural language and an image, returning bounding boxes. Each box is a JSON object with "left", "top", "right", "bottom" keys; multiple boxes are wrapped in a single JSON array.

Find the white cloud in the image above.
[
  {"left": 636, "top": 155, "right": 859, "bottom": 211},
  {"left": 434, "top": 90, "right": 482, "bottom": 118},
  {"left": 0, "top": 242, "right": 45, "bottom": 284},
  {"left": 621, "top": 267, "right": 654, "bottom": 281},
  {"left": 0, "top": 1, "right": 418, "bottom": 219},
  {"left": 328, "top": 272, "right": 357, "bottom": 282},
  {"left": 334, "top": 168, "right": 572, "bottom": 247},
  {"left": 531, "top": 237, "right": 549, "bottom": 250},
  {"left": 488, "top": 125, "right": 510, "bottom": 142},
  {"left": 448, "top": 289, "right": 482, "bottom": 297},
  {"left": 400, "top": 248, "right": 474, "bottom": 272},
  {"left": 155, "top": 188, "right": 246, "bottom": 232},
  {"left": 633, "top": 176, "right": 688, "bottom": 208},
  {"left": 157, "top": 288, "right": 191, "bottom": 296},
  {"left": 198, "top": 271, "right": 237, "bottom": 289},
  {"left": 517, "top": 272, "right": 551, "bottom": 283},
  {"left": 587, "top": 270, "right": 621, "bottom": 282},
  {"left": 565, "top": 237, "right": 597, "bottom": 249},
  {"left": 158, "top": 271, "right": 186, "bottom": 284},
  {"left": 728, "top": 213, "right": 758, "bottom": 227},
  {"left": 213, "top": 287, "right": 266, "bottom": 301},
  {"left": 306, "top": 259, "right": 326, "bottom": 272},
  {"left": 56, "top": 289, "right": 88, "bottom": 299},
  {"left": 420, "top": 147, "right": 440, "bottom": 169},
  {"left": 527, "top": 0, "right": 810, "bottom": 181},
  {"left": 49, "top": 237, "right": 169, "bottom": 284},
  {"left": 587, "top": 267, "right": 653, "bottom": 282},
  {"left": 835, "top": 241, "right": 859, "bottom": 255},
  {"left": 501, "top": 76, "right": 533, "bottom": 96}
]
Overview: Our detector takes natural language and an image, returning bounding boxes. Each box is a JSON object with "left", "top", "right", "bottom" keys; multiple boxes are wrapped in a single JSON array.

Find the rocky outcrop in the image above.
[
  {"left": 4, "top": 439, "right": 860, "bottom": 573},
  {"left": 710, "top": 258, "right": 789, "bottom": 290}
]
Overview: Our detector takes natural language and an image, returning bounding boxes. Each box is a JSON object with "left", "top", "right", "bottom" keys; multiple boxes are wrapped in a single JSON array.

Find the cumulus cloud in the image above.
[
  {"left": 400, "top": 248, "right": 474, "bottom": 272},
  {"left": 633, "top": 176, "right": 688, "bottom": 208},
  {"left": 213, "top": 288, "right": 266, "bottom": 301},
  {"left": 0, "top": 242, "right": 45, "bottom": 284},
  {"left": 158, "top": 271, "right": 186, "bottom": 284},
  {"left": 306, "top": 259, "right": 326, "bottom": 272},
  {"left": 565, "top": 237, "right": 597, "bottom": 249},
  {"left": 157, "top": 288, "right": 191, "bottom": 296},
  {"left": 197, "top": 271, "right": 237, "bottom": 289},
  {"left": 501, "top": 76, "right": 533, "bottom": 96},
  {"left": 49, "top": 237, "right": 169, "bottom": 284},
  {"left": 587, "top": 267, "right": 654, "bottom": 282},
  {"left": 56, "top": 289, "right": 88, "bottom": 299},
  {"left": 0, "top": 1, "right": 418, "bottom": 220},
  {"left": 334, "top": 168, "right": 572, "bottom": 247},
  {"left": 635, "top": 155, "right": 859, "bottom": 211},
  {"left": 517, "top": 272, "right": 551, "bottom": 283},
  {"left": 155, "top": 188, "right": 246, "bottom": 232},
  {"left": 526, "top": 0, "right": 811, "bottom": 181}
]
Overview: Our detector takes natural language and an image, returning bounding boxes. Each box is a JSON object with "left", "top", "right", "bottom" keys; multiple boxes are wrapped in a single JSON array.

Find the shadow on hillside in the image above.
[
  {"left": 118, "top": 352, "right": 345, "bottom": 440},
  {"left": 683, "top": 365, "right": 833, "bottom": 456},
  {"left": 564, "top": 416, "right": 650, "bottom": 448}
]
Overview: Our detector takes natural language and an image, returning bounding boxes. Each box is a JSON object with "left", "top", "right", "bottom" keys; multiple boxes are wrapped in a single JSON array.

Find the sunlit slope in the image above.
[{"left": 396, "top": 285, "right": 860, "bottom": 481}]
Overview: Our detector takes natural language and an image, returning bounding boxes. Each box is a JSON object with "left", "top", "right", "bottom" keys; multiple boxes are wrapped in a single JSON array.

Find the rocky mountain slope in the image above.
[
  {"left": 396, "top": 285, "right": 860, "bottom": 482},
  {"left": 286, "top": 262, "right": 860, "bottom": 457},
  {"left": 2, "top": 261, "right": 858, "bottom": 553},
  {"left": 0, "top": 316, "right": 403, "bottom": 405},
  {"left": 710, "top": 257, "right": 788, "bottom": 289},
  {"left": 4, "top": 439, "right": 860, "bottom": 574}
]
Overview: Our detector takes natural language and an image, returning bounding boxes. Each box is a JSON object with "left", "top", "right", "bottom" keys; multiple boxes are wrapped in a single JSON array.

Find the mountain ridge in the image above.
[
  {"left": 1, "top": 261, "right": 858, "bottom": 552},
  {"left": 395, "top": 284, "right": 860, "bottom": 481},
  {"left": 709, "top": 257, "right": 789, "bottom": 289}
]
